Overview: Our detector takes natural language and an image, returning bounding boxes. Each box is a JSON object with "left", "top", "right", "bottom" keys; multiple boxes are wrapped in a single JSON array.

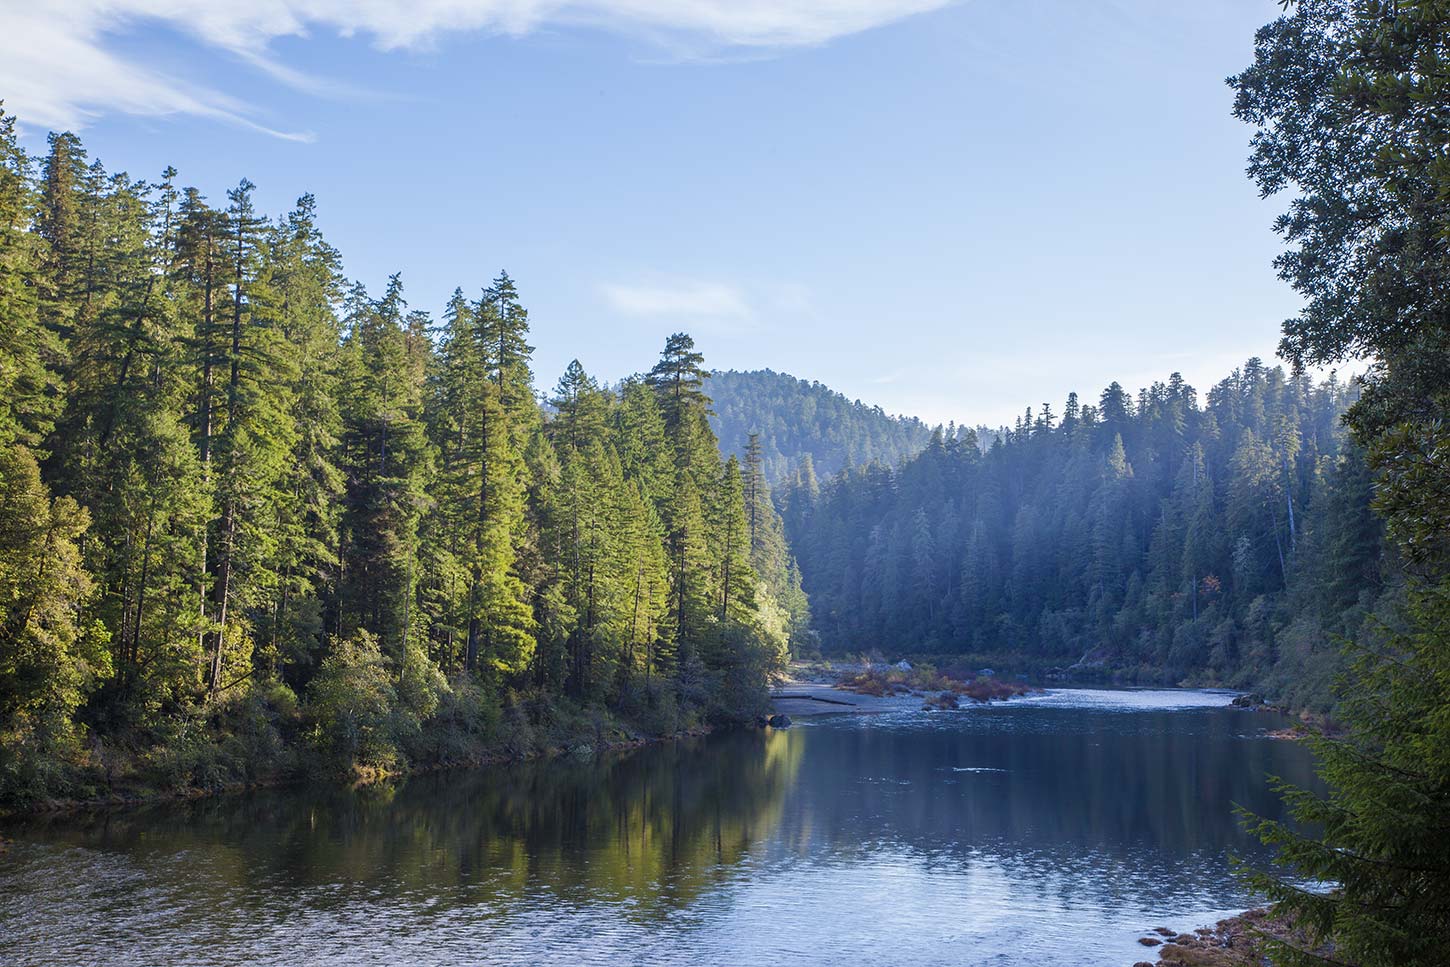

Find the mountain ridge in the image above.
[{"left": 707, "top": 368, "right": 936, "bottom": 482}]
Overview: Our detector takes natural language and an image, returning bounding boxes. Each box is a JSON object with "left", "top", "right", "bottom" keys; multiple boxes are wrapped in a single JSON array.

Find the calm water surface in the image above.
[{"left": 0, "top": 689, "right": 1318, "bottom": 966}]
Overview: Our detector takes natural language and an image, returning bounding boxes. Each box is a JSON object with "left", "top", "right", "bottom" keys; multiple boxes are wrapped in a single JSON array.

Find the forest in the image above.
[
  {"left": 4, "top": 1, "right": 1450, "bottom": 964},
  {"left": 708, "top": 368, "right": 934, "bottom": 483},
  {"left": 779, "top": 362, "right": 1379, "bottom": 711},
  {"left": 0, "top": 109, "right": 808, "bottom": 806}
]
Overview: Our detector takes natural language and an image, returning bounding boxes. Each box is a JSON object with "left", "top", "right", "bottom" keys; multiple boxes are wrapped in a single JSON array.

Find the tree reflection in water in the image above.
[{"left": 1, "top": 696, "right": 1318, "bottom": 966}]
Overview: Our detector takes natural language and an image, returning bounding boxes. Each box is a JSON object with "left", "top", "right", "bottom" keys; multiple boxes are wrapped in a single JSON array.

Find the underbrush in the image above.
[{"left": 1, "top": 670, "right": 722, "bottom": 814}]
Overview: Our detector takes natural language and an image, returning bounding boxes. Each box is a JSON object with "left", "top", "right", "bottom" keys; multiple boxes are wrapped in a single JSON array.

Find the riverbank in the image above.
[
  {"left": 770, "top": 661, "right": 1042, "bottom": 717},
  {"left": 1133, "top": 906, "right": 1333, "bottom": 966},
  {"left": 770, "top": 678, "right": 922, "bottom": 717},
  {"left": 0, "top": 697, "right": 716, "bottom": 821}
]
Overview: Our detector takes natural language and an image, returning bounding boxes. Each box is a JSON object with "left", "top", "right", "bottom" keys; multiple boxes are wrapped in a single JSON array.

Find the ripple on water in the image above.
[
  {"left": 0, "top": 688, "right": 1314, "bottom": 967},
  {"left": 1020, "top": 687, "right": 1240, "bottom": 711}
]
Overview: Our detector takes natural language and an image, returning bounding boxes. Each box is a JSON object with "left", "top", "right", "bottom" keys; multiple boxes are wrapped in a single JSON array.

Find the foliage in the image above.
[
  {"left": 709, "top": 368, "right": 933, "bottom": 482},
  {"left": 0, "top": 112, "right": 791, "bottom": 804},
  {"left": 781, "top": 364, "right": 1372, "bottom": 706},
  {"left": 1240, "top": 585, "right": 1450, "bottom": 967},
  {"left": 305, "top": 630, "right": 401, "bottom": 773},
  {"left": 1226, "top": 2, "right": 1450, "bottom": 963},
  {"left": 0, "top": 444, "right": 107, "bottom": 802}
]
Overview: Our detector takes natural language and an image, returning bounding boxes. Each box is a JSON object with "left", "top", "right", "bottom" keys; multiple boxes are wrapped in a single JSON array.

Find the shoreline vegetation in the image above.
[
  {"left": 836, "top": 662, "right": 1041, "bottom": 708},
  {"left": 0, "top": 107, "right": 814, "bottom": 815},
  {"left": 4, "top": 658, "right": 1044, "bottom": 818},
  {"left": 769, "top": 659, "right": 1045, "bottom": 718},
  {"left": 1, "top": 707, "right": 711, "bottom": 820}
]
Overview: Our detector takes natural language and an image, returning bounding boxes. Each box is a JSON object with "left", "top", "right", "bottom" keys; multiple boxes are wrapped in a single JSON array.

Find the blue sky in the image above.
[{"left": 3, "top": 1, "right": 1302, "bottom": 427}]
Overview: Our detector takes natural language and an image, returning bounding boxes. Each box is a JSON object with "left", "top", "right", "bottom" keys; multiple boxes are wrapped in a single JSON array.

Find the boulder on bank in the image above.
[
  {"left": 1231, "top": 693, "right": 1264, "bottom": 708},
  {"left": 1146, "top": 907, "right": 1333, "bottom": 965},
  {"left": 923, "top": 691, "right": 961, "bottom": 711}
]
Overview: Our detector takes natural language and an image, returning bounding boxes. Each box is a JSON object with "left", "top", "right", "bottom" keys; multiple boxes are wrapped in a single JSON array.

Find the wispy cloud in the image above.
[
  {"left": 601, "top": 280, "right": 753, "bottom": 321},
  {"left": 2, "top": 5, "right": 313, "bottom": 139},
  {"left": 3, "top": 1, "right": 956, "bottom": 137}
]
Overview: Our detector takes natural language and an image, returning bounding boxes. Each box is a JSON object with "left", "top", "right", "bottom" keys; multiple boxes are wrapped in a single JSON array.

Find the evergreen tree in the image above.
[
  {"left": 1228, "top": 4, "right": 1450, "bottom": 960},
  {"left": 0, "top": 108, "right": 59, "bottom": 450},
  {"left": 0, "top": 115, "right": 797, "bottom": 802},
  {"left": 0, "top": 444, "right": 106, "bottom": 801},
  {"left": 338, "top": 277, "right": 431, "bottom": 663},
  {"left": 258, "top": 194, "right": 345, "bottom": 682}
]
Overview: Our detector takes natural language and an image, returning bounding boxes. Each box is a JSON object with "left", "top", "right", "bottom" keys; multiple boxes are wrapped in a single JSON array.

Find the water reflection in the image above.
[
  {"left": 10, "top": 729, "right": 801, "bottom": 911},
  {"left": 0, "top": 692, "right": 1317, "bottom": 967}
]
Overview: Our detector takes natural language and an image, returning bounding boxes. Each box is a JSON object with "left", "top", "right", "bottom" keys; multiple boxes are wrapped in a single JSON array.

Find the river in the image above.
[{"left": 0, "top": 688, "right": 1317, "bottom": 966}]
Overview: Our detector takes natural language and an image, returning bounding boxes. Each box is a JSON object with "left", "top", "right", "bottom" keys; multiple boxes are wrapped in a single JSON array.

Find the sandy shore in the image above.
[{"left": 769, "top": 678, "right": 924, "bottom": 717}]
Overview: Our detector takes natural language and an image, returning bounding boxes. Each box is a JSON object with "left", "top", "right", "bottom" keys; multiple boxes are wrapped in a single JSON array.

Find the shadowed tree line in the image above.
[{"left": 780, "top": 360, "right": 1377, "bottom": 709}]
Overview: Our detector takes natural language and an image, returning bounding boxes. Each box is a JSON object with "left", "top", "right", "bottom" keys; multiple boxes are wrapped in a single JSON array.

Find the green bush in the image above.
[
  {"left": 409, "top": 673, "right": 499, "bottom": 765},
  {"left": 305, "top": 631, "right": 401, "bottom": 774}
]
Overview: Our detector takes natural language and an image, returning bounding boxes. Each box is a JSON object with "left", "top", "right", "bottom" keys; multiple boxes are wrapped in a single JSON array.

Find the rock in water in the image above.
[{"left": 767, "top": 713, "right": 792, "bottom": 728}]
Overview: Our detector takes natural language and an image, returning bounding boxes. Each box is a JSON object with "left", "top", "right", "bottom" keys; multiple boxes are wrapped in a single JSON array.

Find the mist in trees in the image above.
[
  {"left": 708, "top": 369, "right": 934, "bottom": 483},
  {"left": 780, "top": 362, "right": 1381, "bottom": 710}
]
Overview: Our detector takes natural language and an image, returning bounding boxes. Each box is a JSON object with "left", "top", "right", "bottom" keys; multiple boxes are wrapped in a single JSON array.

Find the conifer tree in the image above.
[
  {"left": 258, "top": 195, "right": 345, "bottom": 680},
  {"left": 201, "top": 178, "right": 296, "bottom": 695},
  {"left": 0, "top": 109, "right": 59, "bottom": 451},
  {"left": 338, "top": 277, "right": 431, "bottom": 663},
  {"left": 0, "top": 115, "right": 804, "bottom": 797}
]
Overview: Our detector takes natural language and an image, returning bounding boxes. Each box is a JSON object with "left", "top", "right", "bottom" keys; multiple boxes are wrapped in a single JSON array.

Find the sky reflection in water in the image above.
[{"left": 0, "top": 689, "right": 1317, "bottom": 966}]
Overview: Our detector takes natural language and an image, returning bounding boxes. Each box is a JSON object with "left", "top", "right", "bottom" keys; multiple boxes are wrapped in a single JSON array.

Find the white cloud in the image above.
[
  {"left": 1, "top": 0, "right": 955, "bottom": 137},
  {"left": 601, "top": 279, "right": 753, "bottom": 320}
]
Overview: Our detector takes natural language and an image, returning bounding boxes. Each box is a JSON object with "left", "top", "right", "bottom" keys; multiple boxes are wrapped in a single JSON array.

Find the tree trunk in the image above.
[{"left": 207, "top": 509, "right": 236, "bottom": 695}]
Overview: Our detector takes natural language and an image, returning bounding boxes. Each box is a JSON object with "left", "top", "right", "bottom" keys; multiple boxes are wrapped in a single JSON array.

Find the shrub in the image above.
[{"left": 304, "top": 631, "right": 400, "bottom": 774}]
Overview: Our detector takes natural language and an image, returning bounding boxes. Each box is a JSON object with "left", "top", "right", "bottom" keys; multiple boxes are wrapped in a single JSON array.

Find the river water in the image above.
[{"left": 0, "top": 689, "right": 1318, "bottom": 966}]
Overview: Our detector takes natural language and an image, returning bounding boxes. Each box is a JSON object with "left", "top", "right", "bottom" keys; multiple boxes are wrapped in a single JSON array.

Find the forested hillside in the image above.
[
  {"left": 0, "top": 110, "right": 802, "bottom": 805},
  {"left": 708, "top": 369, "right": 933, "bottom": 482},
  {"left": 780, "top": 362, "right": 1385, "bottom": 710}
]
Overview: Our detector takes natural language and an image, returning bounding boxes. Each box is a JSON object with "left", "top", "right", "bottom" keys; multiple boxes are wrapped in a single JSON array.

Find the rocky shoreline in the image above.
[
  {"left": 769, "top": 661, "right": 1042, "bottom": 717},
  {"left": 1131, "top": 906, "right": 1332, "bottom": 966}
]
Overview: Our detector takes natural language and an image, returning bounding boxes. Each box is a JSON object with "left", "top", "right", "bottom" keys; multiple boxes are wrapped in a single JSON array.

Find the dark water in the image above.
[{"left": 0, "top": 689, "right": 1318, "bottom": 966}]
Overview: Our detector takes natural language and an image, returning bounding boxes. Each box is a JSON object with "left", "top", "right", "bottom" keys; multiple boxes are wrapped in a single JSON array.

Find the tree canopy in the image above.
[
  {"left": 1225, "top": 3, "right": 1450, "bottom": 963},
  {"left": 0, "top": 108, "right": 793, "bottom": 805}
]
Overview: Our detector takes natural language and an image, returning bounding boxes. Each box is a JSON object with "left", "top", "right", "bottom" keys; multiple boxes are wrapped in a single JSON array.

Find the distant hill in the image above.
[{"left": 707, "top": 369, "right": 934, "bottom": 482}]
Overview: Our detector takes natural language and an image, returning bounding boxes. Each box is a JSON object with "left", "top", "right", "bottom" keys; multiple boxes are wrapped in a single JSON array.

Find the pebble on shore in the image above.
[{"left": 1136, "top": 907, "right": 1332, "bottom": 966}]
